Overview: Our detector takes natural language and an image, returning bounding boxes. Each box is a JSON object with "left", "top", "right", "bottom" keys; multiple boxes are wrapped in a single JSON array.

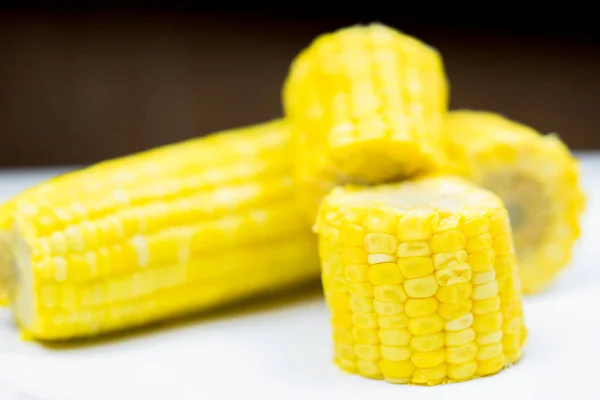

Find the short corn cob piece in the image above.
[
  {"left": 0, "top": 120, "right": 319, "bottom": 340},
  {"left": 444, "top": 110, "right": 586, "bottom": 294},
  {"left": 315, "top": 176, "right": 526, "bottom": 385},
  {"left": 283, "top": 23, "right": 449, "bottom": 221}
]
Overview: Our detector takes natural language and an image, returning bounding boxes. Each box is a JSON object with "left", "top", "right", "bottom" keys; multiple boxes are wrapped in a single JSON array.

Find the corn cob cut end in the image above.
[
  {"left": 445, "top": 110, "right": 586, "bottom": 294},
  {"left": 316, "top": 176, "right": 526, "bottom": 385}
]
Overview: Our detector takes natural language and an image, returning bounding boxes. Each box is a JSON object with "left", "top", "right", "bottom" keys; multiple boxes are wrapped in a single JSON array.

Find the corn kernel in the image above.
[
  {"left": 472, "top": 281, "right": 498, "bottom": 300},
  {"left": 435, "top": 264, "right": 471, "bottom": 286},
  {"left": 411, "top": 349, "right": 445, "bottom": 369},
  {"left": 447, "top": 360, "right": 477, "bottom": 381},
  {"left": 338, "top": 358, "right": 357, "bottom": 373},
  {"left": 335, "top": 343, "right": 356, "bottom": 360},
  {"left": 350, "top": 296, "right": 374, "bottom": 313},
  {"left": 396, "top": 211, "right": 433, "bottom": 241},
  {"left": 434, "top": 250, "right": 467, "bottom": 270},
  {"left": 466, "top": 233, "right": 492, "bottom": 253},
  {"left": 476, "top": 330, "right": 503, "bottom": 345},
  {"left": 445, "top": 327, "right": 475, "bottom": 347},
  {"left": 446, "top": 342, "right": 477, "bottom": 364},
  {"left": 378, "top": 315, "right": 408, "bottom": 329},
  {"left": 412, "top": 364, "right": 447, "bottom": 385},
  {"left": 430, "top": 230, "right": 466, "bottom": 253},
  {"left": 472, "top": 270, "right": 496, "bottom": 285},
  {"left": 463, "top": 215, "right": 490, "bottom": 238},
  {"left": 404, "top": 275, "right": 438, "bottom": 298},
  {"left": 405, "top": 298, "right": 438, "bottom": 317},
  {"left": 477, "top": 342, "right": 503, "bottom": 360},
  {"left": 410, "top": 332, "right": 444, "bottom": 352},
  {"left": 407, "top": 314, "right": 444, "bottom": 335},
  {"left": 467, "top": 250, "right": 495, "bottom": 272},
  {"left": 345, "top": 264, "right": 369, "bottom": 282},
  {"left": 352, "top": 313, "right": 378, "bottom": 328},
  {"left": 493, "top": 234, "right": 512, "bottom": 254},
  {"left": 374, "top": 301, "right": 403, "bottom": 316},
  {"left": 365, "top": 233, "right": 398, "bottom": 254},
  {"left": 341, "top": 247, "right": 368, "bottom": 264},
  {"left": 366, "top": 206, "right": 397, "bottom": 234},
  {"left": 380, "top": 345, "right": 412, "bottom": 361},
  {"left": 340, "top": 224, "right": 364, "bottom": 246},
  {"left": 357, "top": 360, "right": 381, "bottom": 377},
  {"left": 374, "top": 285, "right": 407, "bottom": 303},
  {"left": 379, "top": 329, "right": 411, "bottom": 346},
  {"left": 369, "top": 263, "right": 403, "bottom": 285},
  {"left": 436, "top": 282, "right": 472, "bottom": 303},
  {"left": 477, "top": 354, "right": 505, "bottom": 376},
  {"left": 433, "top": 213, "right": 461, "bottom": 232},
  {"left": 473, "top": 296, "right": 501, "bottom": 315},
  {"left": 379, "top": 359, "right": 414, "bottom": 380},
  {"left": 327, "top": 292, "right": 350, "bottom": 310},
  {"left": 355, "top": 344, "right": 380, "bottom": 360},
  {"left": 348, "top": 282, "right": 373, "bottom": 297},
  {"left": 368, "top": 254, "right": 396, "bottom": 264},
  {"left": 473, "top": 311, "right": 503, "bottom": 333},
  {"left": 353, "top": 327, "right": 380, "bottom": 344},
  {"left": 438, "top": 300, "right": 472, "bottom": 320},
  {"left": 445, "top": 313, "right": 473, "bottom": 331},
  {"left": 397, "top": 257, "right": 434, "bottom": 279},
  {"left": 397, "top": 242, "right": 431, "bottom": 257}
]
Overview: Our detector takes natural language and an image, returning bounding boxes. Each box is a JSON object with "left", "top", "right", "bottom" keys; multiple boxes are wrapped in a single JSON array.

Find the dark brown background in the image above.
[{"left": 1, "top": 8, "right": 599, "bottom": 166}]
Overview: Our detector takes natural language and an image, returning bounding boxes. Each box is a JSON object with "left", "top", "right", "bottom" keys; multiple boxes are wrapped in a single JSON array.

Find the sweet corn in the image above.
[
  {"left": 283, "top": 23, "right": 449, "bottom": 221},
  {"left": 444, "top": 110, "right": 586, "bottom": 293},
  {"left": 0, "top": 120, "right": 319, "bottom": 340},
  {"left": 316, "top": 176, "right": 526, "bottom": 385}
]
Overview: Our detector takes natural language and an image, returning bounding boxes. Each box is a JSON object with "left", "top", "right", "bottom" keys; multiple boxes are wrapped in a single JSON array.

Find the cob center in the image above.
[{"left": 480, "top": 170, "right": 550, "bottom": 261}]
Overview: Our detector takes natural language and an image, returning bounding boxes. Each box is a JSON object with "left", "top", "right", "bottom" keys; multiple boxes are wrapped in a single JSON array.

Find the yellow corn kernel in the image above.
[
  {"left": 355, "top": 344, "right": 380, "bottom": 361},
  {"left": 411, "top": 349, "right": 445, "bottom": 369},
  {"left": 365, "top": 233, "right": 398, "bottom": 254},
  {"left": 405, "top": 298, "right": 438, "bottom": 318},
  {"left": 397, "top": 257, "right": 434, "bottom": 279},
  {"left": 466, "top": 233, "right": 493, "bottom": 253},
  {"left": 444, "top": 110, "right": 585, "bottom": 293},
  {"left": 408, "top": 314, "right": 444, "bottom": 336},
  {"left": 404, "top": 275, "right": 438, "bottom": 298},
  {"left": 315, "top": 176, "right": 526, "bottom": 385},
  {"left": 396, "top": 212, "right": 434, "bottom": 242},
  {"left": 445, "top": 327, "right": 476, "bottom": 347},
  {"left": 374, "top": 285, "right": 407, "bottom": 303},
  {"left": 366, "top": 206, "right": 398, "bottom": 235},
  {"left": 369, "top": 263, "right": 403, "bottom": 285},
  {"left": 412, "top": 364, "right": 447, "bottom": 385},
  {"left": 340, "top": 224, "right": 365, "bottom": 246},
  {"left": 380, "top": 346, "right": 412, "bottom": 361},
  {"left": 438, "top": 300, "right": 472, "bottom": 320},
  {"left": 378, "top": 315, "right": 408, "bottom": 329},
  {"left": 379, "top": 329, "right": 411, "bottom": 346},
  {"left": 477, "top": 354, "right": 505, "bottom": 376},
  {"left": 357, "top": 360, "right": 381, "bottom": 377},
  {"left": 341, "top": 247, "right": 368, "bottom": 264},
  {"left": 410, "top": 332, "right": 444, "bottom": 352},
  {"left": 0, "top": 120, "right": 321, "bottom": 340}
]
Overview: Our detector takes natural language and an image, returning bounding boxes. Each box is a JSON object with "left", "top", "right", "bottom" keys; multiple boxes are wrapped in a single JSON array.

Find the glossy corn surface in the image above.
[
  {"left": 0, "top": 120, "right": 319, "bottom": 340},
  {"left": 315, "top": 176, "right": 526, "bottom": 385},
  {"left": 283, "top": 23, "right": 449, "bottom": 221},
  {"left": 445, "top": 110, "right": 585, "bottom": 294}
]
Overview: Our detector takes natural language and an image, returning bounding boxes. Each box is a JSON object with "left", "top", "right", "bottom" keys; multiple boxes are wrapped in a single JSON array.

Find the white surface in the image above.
[{"left": 0, "top": 155, "right": 599, "bottom": 400}]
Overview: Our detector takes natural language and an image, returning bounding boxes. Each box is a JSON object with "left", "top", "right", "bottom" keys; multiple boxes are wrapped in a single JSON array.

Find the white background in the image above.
[{"left": 0, "top": 154, "right": 598, "bottom": 400}]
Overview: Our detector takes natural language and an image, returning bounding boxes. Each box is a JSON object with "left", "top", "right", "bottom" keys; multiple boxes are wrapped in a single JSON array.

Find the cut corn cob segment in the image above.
[
  {"left": 283, "top": 23, "right": 449, "bottom": 221},
  {"left": 0, "top": 120, "right": 319, "bottom": 340},
  {"left": 444, "top": 110, "right": 586, "bottom": 294},
  {"left": 315, "top": 176, "right": 526, "bottom": 385}
]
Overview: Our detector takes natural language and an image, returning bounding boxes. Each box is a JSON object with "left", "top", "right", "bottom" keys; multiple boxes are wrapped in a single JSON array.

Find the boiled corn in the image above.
[
  {"left": 315, "top": 176, "right": 526, "bottom": 385},
  {"left": 444, "top": 110, "right": 585, "bottom": 293},
  {"left": 0, "top": 120, "right": 319, "bottom": 340},
  {"left": 283, "top": 23, "right": 449, "bottom": 221}
]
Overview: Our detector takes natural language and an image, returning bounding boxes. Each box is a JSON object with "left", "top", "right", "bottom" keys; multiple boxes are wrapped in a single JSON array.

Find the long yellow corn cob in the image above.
[
  {"left": 444, "top": 110, "right": 585, "bottom": 294},
  {"left": 315, "top": 176, "right": 526, "bottom": 385},
  {"left": 283, "top": 23, "right": 449, "bottom": 221},
  {"left": 0, "top": 120, "right": 319, "bottom": 340}
]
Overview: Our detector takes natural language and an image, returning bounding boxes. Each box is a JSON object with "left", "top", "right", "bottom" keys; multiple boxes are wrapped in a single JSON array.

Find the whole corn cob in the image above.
[
  {"left": 283, "top": 23, "right": 449, "bottom": 221},
  {"left": 444, "top": 110, "right": 585, "bottom": 294},
  {"left": 315, "top": 176, "right": 526, "bottom": 385},
  {"left": 0, "top": 120, "right": 319, "bottom": 340}
]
